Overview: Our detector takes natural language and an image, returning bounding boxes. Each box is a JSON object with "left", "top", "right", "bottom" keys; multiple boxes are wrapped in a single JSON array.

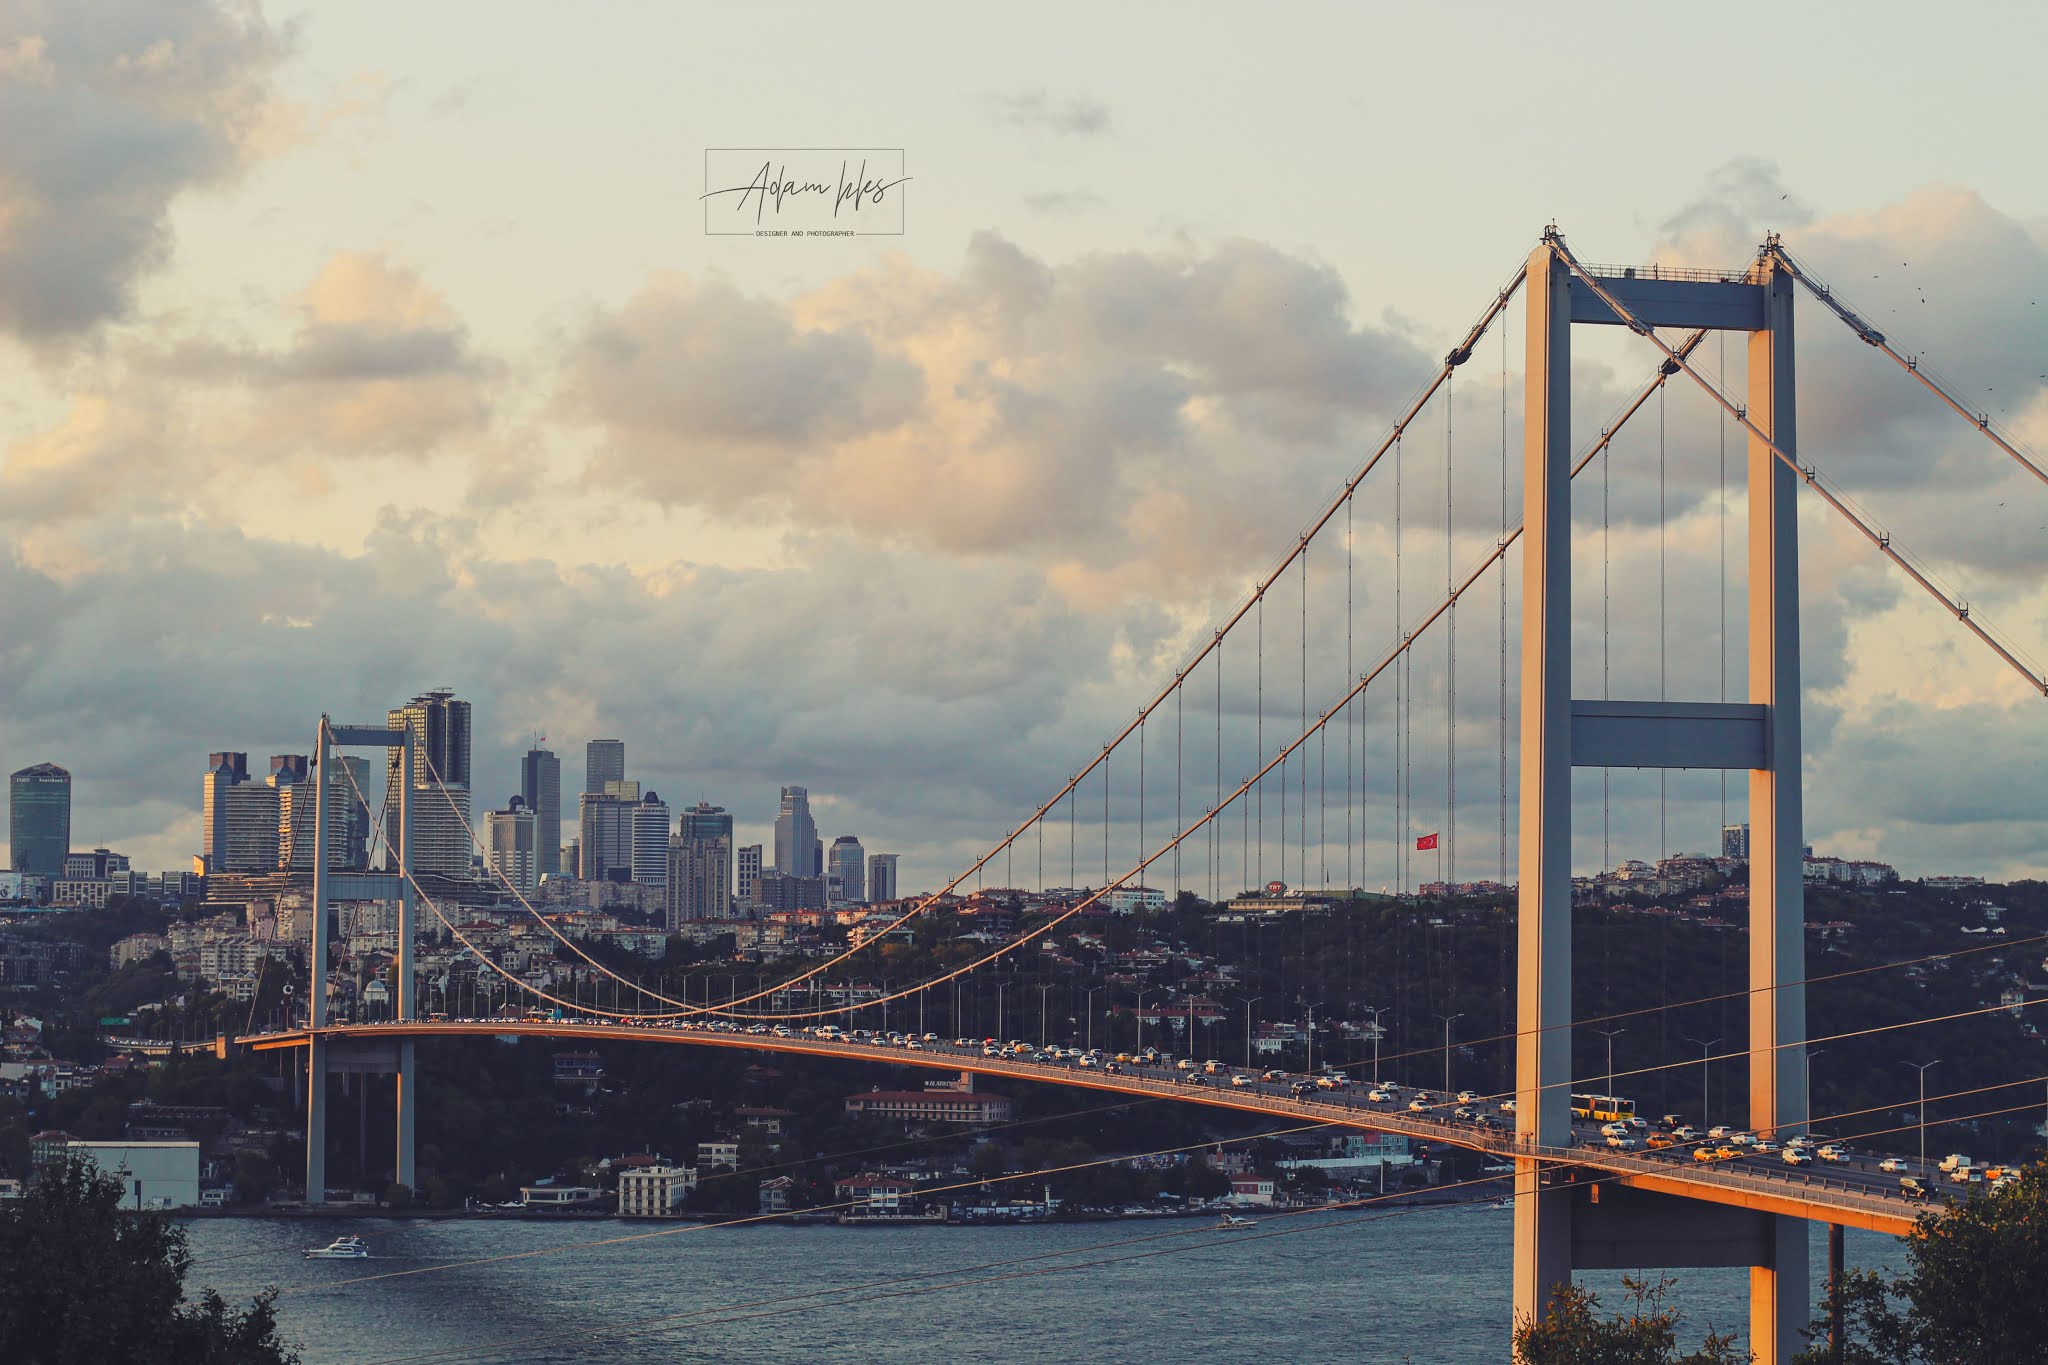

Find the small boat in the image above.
[
  {"left": 1489, "top": 1198, "right": 1514, "bottom": 1211},
  {"left": 1215, "top": 1214, "right": 1257, "bottom": 1229},
  {"left": 303, "top": 1235, "right": 369, "bottom": 1260}
]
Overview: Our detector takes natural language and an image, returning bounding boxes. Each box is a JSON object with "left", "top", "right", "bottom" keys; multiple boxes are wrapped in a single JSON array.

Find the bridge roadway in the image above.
[{"left": 243, "top": 1020, "right": 1923, "bottom": 1237}]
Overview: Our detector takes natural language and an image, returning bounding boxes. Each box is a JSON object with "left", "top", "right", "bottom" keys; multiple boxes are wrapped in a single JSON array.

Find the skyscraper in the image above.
[
  {"left": 277, "top": 764, "right": 359, "bottom": 872},
  {"left": 828, "top": 835, "right": 866, "bottom": 903},
  {"left": 867, "top": 852, "right": 900, "bottom": 904},
  {"left": 773, "top": 786, "right": 818, "bottom": 876},
  {"left": 269, "top": 754, "right": 309, "bottom": 784},
  {"left": 521, "top": 747, "right": 562, "bottom": 877},
  {"left": 668, "top": 802, "right": 735, "bottom": 927},
  {"left": 220, "top": 782, "right": 281, "bottom": 872},
  {"left": 585, "top": 739, "right": 625, "bottom": 795},
  {"left": 486, "top": 796, "right": 538, "bottom": 892},
  {"left": 631, "top": 791, "right": 671, "bottom": 889},
  {"left": 386, "top": 690, "right": 474, "bottom": 877},
  {"left": 8, "top": 763, "right": 71, "bottom": 879},
  {"left": 201, "top": 756, "right": 244, "bottom": 873},
  {"left": 736, "top": 844, "right": 763, "bottom": 910},
  {"left": 578, "top": 791, "right": 632, "bottom": 882}
]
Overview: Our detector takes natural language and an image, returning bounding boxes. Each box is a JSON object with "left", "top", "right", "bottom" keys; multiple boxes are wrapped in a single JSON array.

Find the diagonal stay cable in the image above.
[
  {"left": 1766, "top": 241, "right": 2048, "bottom": 488},
  {"left": 1549, "top": 235, "right": 2048, "bottom": 696}
]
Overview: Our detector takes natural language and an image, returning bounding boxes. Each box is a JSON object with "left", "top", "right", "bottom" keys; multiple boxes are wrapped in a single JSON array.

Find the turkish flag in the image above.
[{"left": 1415, "top": 833, "right": 1439, "bottom": 851}]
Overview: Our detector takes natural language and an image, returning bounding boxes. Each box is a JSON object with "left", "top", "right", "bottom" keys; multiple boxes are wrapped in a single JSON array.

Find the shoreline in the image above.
[{"left": 181, "top": 1187, "right": 1482, "bottom": 1226}]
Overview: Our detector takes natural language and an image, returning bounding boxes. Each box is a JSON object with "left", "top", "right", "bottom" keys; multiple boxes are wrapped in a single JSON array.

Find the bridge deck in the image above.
[{"left": 245, "top": 1022, "right": 1920, "bottom": 1237}]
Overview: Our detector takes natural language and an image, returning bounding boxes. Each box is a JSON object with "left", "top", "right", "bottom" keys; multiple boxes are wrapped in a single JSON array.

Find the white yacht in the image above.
[
  {"left": 1215, "top": 1214, "right": 1257, "bottom": 1229},
  {"left": 303, "top": 1235, "right": 369, "bottom": 1260}
]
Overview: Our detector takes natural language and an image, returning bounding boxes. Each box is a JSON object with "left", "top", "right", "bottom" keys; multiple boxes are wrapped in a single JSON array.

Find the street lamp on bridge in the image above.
[
  {"left": 1683, "top": 1036, "right": 1722, "bottom": 1128},
  {"left": 1232, "top": 995, "right": 1262, "bottom": 1068},
  {"left": 1362, "top": 1005, "right": 1391, "bottom": 1085},
  {"left": 1593, "top": 1027, "right": 1627, "bottom": 1105},
  {"left": 1903, "top": 1059, "right": 1940, "bottom": 1174},
  {"left": 1434, "top": 1012, "right": 1464, "bottom": 1095}
]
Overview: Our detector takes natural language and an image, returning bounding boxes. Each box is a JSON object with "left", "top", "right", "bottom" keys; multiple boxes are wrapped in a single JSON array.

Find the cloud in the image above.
[
  {"left": 566, "top": 232, "right": 1434, "bottom": 595},
  {"left": 1024, "top": 189, "right": 1104, "bottom": 215},
  {"left": 0, "top": 0, "right": 293, "bottom": 345},
  {"left": 982, "top": 89, "right": 1109, "bottom": 137}
]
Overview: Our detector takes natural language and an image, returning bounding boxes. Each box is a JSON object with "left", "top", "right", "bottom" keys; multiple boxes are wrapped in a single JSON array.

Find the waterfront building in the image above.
[
  {"left": 828, "top": 835, "right": 866, "bottom": 903},
  {"left": 756, "top": 872, "right": 828, "bottom": 914},
  {"left": 67, "top": 1140, "right": 201, "bottom": 1210},
  {"left": 8, "top": 763, "right": 71, "bottom": 880},
  {"left": 585, "top": 739, "right": 625, "bottom": 795},
  {"left": 616, "top": 1163, "right": 697, "bottom": 1216},
  {"left": 843, "top": 1087, "right": 1012, "bottom": 1124},
  {"left": 521, "top": 747, "right": 562, "bottom": 877}
]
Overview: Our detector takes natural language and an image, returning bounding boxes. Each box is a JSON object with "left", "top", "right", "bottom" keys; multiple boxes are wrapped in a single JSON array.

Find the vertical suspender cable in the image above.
[
  {"left": 1175, "top": 677, "right": 1183, "bottom": 901},
  {"left": 1395, "top": 434, "right": 1405, "bottom": 894},
  {"left": 1300, "top": 546, "right": 1309, "bottom": 887},
  {"left": 1256, "top": 593, "right": 1265, "bottom": 886},
  {"left": 1215, "top": 635, "right": 1223, "bottom": 903},
  {"left": 1719, "top": 331, "right": 1728, "bottom": 840},
  {"left": 1499, "top": 298, "right": 1509, "bottom": 886},
  {"left": 1602, "top": 406, "right": 1611, "bottom": 871},
  {"left": 1446, "top": 369, "right": 1456, "bottom": 889},
  {"left": 1346, "top": 492, "right": 1355, "bottom": 890},
  {"left": 1139, "top": 716, "right": 1146, "bottom": 885},
  {"left": 1659, "top": 382, "right": 1668, "bottom": 865}
]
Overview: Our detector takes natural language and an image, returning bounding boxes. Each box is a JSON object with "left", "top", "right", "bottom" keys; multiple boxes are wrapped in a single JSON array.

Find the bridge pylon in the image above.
[
  {"left": 306, "top": 717, "right": 420, "bottom": 1203},
  {"left": 1514, "top": 235, "right": 1807, "bottom": 1362}
]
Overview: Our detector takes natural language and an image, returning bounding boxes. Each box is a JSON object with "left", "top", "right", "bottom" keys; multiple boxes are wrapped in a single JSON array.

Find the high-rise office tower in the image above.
[
  {"left": 220, "top": 781, "right": 282, "bottom": 872},
  {"left": 486, "top": 796, "right": 538, "bottom": 892},
  {"left": 386, "top": 690, "right": 474, "bottom": 877},
  {"left": 773, "top": 786, "right": 818, "bottom": 877},
  {"left": 521, "top": 747, "right": 562, "bottom": 877},
  {"left": 828, "top": 835, "right": 866, "bottom": 903},
  {"left": 1721, "top": 824, "right": 1750, "bottom": 860},
  {"left": 337, "top": 755, "right": 372, "bottom": 868},
  {"left": 201, "top": 756, "right": 244, "bottom": 873},
  {"left": 667, "top": 802, "right": 735, "bottom": 927},
  {"left": 631, "top": 791, "right": 671, "bottom": 888},
  {"left": 277, "top": 764, "right": 359, "bottom": 872},
  {"left": 269, "top": 754, "right": 309, "bottom": 785},
  {"left": 585, "top": 739, "right": 625, "bottom": 796},
  {"left": 736, "top": 844, "right": 763, "bottom": 909},
  {"left": 578, "top": 792, "right": 632, "bottom": 882},
  {"left": 8, "top": 763, "right": 71, "bottom": 879},
  {"left": 867, "top": 853, "right": 900, "bottom": 904}
]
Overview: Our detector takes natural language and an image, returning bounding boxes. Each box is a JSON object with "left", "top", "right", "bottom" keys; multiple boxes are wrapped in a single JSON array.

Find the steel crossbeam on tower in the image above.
[{"left": 1514, "top": 233, "right": 1809, "bottom": 1362}]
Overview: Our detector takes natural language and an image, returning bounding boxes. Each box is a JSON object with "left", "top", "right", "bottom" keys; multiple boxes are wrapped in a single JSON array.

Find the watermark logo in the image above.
[{"left": 702, "top": 149, "right": 909, "bottom": 237}]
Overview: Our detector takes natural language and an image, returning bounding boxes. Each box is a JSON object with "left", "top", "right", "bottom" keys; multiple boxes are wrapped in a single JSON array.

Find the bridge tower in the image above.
[
  {"left": 306, "top": 716, "right": 420, "bottom": 1203},
  {"left": 1515, "top": 235, "right": 1807, "bottom": 1362}
]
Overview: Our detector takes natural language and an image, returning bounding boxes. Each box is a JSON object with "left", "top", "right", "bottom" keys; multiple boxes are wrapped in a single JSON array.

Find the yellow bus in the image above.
[{"left": 1569, "top": 1093, "right": 1636, "bottom": 1123}]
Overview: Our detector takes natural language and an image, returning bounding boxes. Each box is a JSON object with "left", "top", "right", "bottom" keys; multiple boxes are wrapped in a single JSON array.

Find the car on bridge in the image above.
[
  {"left": 1878, "top": 1158, "right": 1909, "bottom": 1174},
  {"left": 1408, "top": 1099, "right": 1434, "bottom": 1113},
  {"left": 1782, "top": 1148, "right": 1812, "bottom": 1166}
]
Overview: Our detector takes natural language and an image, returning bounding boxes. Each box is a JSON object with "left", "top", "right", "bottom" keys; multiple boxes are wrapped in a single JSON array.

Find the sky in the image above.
[{"left": 2, "top": 0, "right": 2045, "bottom": 889}]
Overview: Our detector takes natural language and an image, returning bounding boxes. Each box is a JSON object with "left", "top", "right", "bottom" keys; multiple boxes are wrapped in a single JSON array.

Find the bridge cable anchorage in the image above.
[
  {"left": 1552, "top": 240, "right": 2048, "bottom": 698},
  {"left": 1766, "top": 243, "right": 2048, "bottom": 489}
]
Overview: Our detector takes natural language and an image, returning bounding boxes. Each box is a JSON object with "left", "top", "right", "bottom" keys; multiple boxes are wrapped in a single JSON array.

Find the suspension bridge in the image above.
[{"left": 229, "top": 228, "right": 2047, "bottom": 1362}]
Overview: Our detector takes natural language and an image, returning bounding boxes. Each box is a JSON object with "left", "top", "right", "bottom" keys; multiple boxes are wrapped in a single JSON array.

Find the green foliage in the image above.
[
  {"left": 0, "top": 1156, "right": 297, "bottom": 1365},
  {"left": 1514, "top": 1277, "right": 1752, "bottom": 1365},
  {"left": 1795, "top": 1161, "right": 2048, "bottom": 1365}
]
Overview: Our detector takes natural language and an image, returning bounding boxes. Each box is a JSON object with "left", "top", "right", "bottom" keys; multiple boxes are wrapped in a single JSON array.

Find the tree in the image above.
[
  {"left": 0, "top": 1157, "right": 298, "bottom": 1365},
  {"left": 1514, "top": 1278, "right": 1752, "bottom": 1365},
  {"left": 1794, "top": 1161, "right": 2048, "bottom": 1364}
]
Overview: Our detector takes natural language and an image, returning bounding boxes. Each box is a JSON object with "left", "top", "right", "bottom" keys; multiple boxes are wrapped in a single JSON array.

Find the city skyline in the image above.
[{"left": 2, "top": 3, "right": 2045, "bottom": 894}]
